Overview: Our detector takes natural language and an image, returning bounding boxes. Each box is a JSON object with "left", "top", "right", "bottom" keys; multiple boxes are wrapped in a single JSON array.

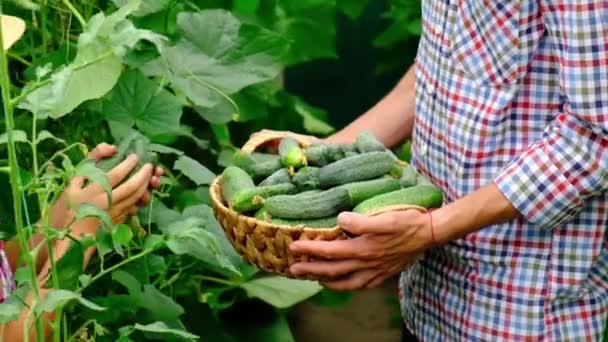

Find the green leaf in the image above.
[
  {"left": 112, "top": 0, "right": 171, "bottom": 17},
  {"left": 292, "top": 97, "right": 335, "bottom": 135},
  {"left": 36, "top": 130, "right": 66, "bottom": 144},
  {"left": 233, "top": 0, "right": 260, "bottom": 14},
  {"left": 0, "top": 130, "right": 28, "bottom": 144},
  {"left": 112, "top": 223, "right": 134, "bottom": 248},
  {"left": 17, "top": 0, "right": 166, "bottom": 119},
  {"left": 165, "top": 217, "right": 239, "bottom": 276},
  {"left": 181, "top": 205, "right": 247, "bottom": 276},
  {"left": 133, "top": 322, "right": 199, "bottom": 340},
  {"left": 272, "top": 0, "right": 337, "bottom": 65},
  {"left": 96, "top": 227, "right": 113, "bottom": 257},
  {"left": 337, "top": 0, "right": 371, "bottom": 19},
  {"left": 103, "top": 68, "right": 183, "bottom": 137},
  {"left": 0, "top": 301, "right": 23, "bottom": 323},
  {"left": 75, "top": 203, "right": 112, "bottom": 230},
  {"left": 7, "top": 0, "right": 40, "bottom": 10},
  {"left": 36, "top": 289, "right": 105, "bottom": 315},
  {"left": 113, "top": 270, "right": 142, "bottom": 294},
  {"left": 52, "top": 240, "right": 84, "bottom": 290},
  {"left": 173, "top": 155, "right": 215, "bottom": 185},
  {"left": 74, "top": 160, "right": 112, "bottom": 205},
  {"left": 159, "top": 10, "right": 288, "bottom": 121},
  {"left": 239, "top": 276, "right": 322, "bottom": 308},
  {"left": 147, "top": 143, "right": 184, "bottom": 156}
]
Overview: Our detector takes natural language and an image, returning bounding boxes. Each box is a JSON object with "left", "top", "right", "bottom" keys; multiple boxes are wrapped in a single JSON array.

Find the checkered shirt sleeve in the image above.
[{"left": 494, "top": 1, "right": 608, "bottom": 229}]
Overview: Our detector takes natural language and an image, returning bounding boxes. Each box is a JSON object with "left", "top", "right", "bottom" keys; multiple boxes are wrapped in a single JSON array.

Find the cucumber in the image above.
[
  {"left": 355, "top": 131, "right": 386, "bottom": 153},
  {"left": 221, "top": 166, "right": 255, "bottom": 204},
  {"left": 255, "top": 207, "right": 338, "bottom": 228},
  {"left": 96, "top": 130, "right": 158, "bottom": 180},
  {"left": 399, "top": 164, "right": 418, "bottom": 187},
  {"left": 339, "top": 178, "right": 401, "bottom": 206},
  {"left": 270, "top": 216, "right": 338, "bottom": 229},
  {"left": 259, "top": 168, "right": 291, "bottom": 186},
  {"left": 255, "top": 207, "right": 271, "bottom": 220},
  {"left": 416, "top": 174, "right": 433, "bottom": 186},
  {"left": 279, "top": 137, "right": 306, "bottom": 170},
  {"left": 353, "top": 184, "right": 444, "bottom": 214},
  {"left": 234, "top": 151, "right": 283, "bottom": 180},
  {"left": 292, "top": 166, "right": 320, "bottom": 191},
  {"left": 318, "top": 151, "right": 397, "bottom": 188},
  {"left": 305, "top": 143, "right": 331, "bottom": 166},
  {"left": 264, "top": 187, "right": 350, "bottom": 219},
  {"left": 339, "top": 143, "right": 357, "bottom": 154},
  {"left": 326, "top": 144, "right": 345, "bottom": 161},
  {"left": 230, "top": 183, "right": 297, "bottom": 212}
]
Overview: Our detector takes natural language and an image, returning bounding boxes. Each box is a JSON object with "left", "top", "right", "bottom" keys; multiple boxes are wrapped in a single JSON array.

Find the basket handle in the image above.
[{"left": 241, "top": 129, "right": 321, "bottom": 154}]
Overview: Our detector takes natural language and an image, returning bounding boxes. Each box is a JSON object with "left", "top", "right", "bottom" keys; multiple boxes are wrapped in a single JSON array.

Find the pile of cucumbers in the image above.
[{"left": 221, "top": 131, "right": 443, "bottom": 228}]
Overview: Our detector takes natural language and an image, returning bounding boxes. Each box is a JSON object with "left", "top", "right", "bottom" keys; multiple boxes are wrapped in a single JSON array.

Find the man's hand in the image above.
[{"left": 289, "top": 209, "right": 433, "bottom": 291}]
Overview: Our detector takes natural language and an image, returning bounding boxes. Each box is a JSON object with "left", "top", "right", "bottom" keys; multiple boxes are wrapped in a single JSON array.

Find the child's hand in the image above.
[{"left": 50, "top": 143, "right": 160, "bottom": 227}]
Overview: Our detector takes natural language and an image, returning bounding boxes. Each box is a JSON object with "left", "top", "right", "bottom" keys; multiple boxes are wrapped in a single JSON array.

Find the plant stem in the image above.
[
  {"left": 0, "top": 6, "right": 45, "bottom": 341},
  {"left": 60, "top": 0, "right": 86, "bottom": 28},
  {"left": 40, "top": 1, "right": 48, "bottom": 54},
  {"left": 7, "top": 51, "right": 31, "bottom": 66},
  {"left": 76, "top": 248, "right": 155, "bottom": 294},
  {"left": 194, "top": 275, "right": 240, "bottom": 287}
]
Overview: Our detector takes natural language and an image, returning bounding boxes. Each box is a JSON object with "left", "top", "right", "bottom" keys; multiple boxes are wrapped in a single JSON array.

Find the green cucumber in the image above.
[
  {"left": 259, "top": 168, "right": 291, "bottom": 186},
  {"left": 305, "top": 143, "right": 331, "bottom": 166},
  {"left": 255, "top": 207, "right": 271, "bottom": 220},
  {"left": 339, "top": 143, "right": 357, "bottom": 154},
  {"left": 279, "top": 137, "right": 306, "bottom": 169},
  {"left": 416, "top": 175, "right": 433, "bottom": 186},
  {"left": 234, "top": 151, "right": 283, "bottom": 180},
  {"left": 292, "top": 166, "right": 320, "bottom": 191},
  {"left": 264, "top": 187, "right": 350, "bottom": 219},
  {"left": 318, "top": 151, "right": 397, "bottom": 188},
  {"left": 399, "top": 164, "right": 418, "bottom": 187},
  {"left": 270, "top": 216, "right": 338, "bottom": 228},
  {"left": 355, "top": 131, "right": 386, "bottom": 153},
  {"left": 96, "top": 130, "right": 158, "bottom": 180},
  {"left": 221, "top": 166, "right": 255, "bottom": 204},
  {"left": 339, "top": 178, "right": 401, "bottom": 206},
  {"left": 353, "top": 184, "right": 444, "bottom": 214},
  {"left": 231, "top": 183, "right": 297, "bottom": 212},
  {"left": 326, "top": 144, "right": 345, "bottom": 161}
]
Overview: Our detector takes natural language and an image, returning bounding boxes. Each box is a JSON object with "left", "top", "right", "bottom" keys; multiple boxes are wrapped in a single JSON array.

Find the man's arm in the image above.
[{"left": 327, "top": 64, "right": 417, "bottom": 148}]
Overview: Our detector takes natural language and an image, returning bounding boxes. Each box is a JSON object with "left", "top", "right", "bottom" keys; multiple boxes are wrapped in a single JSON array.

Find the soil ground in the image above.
[{"left": 289, "top": 276, "right": 402, "bottom": 342}]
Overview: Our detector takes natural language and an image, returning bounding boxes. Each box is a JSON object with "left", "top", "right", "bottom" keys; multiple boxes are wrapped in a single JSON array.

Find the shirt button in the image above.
[{"left": 425, "top": 83, "right": 435, "bottom": 95}]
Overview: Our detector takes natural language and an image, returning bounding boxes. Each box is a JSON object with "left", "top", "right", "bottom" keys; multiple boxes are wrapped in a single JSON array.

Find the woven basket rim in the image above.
[{"left": 210, "top": 176, "right": 344, "bottom": 233}]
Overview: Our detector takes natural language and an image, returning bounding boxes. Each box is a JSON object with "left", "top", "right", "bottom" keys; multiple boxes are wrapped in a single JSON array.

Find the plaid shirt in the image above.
[{"left": 401, "top": 0, "right": 608, "bottom": 340}]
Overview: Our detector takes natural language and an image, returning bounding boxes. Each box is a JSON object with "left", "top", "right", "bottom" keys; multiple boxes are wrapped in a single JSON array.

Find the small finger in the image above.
[
  {"left": 107, "top": 154, "right": 139, "bottom": 188},
  {"left": 150, "top": 176, "right": 161, "bottom": 189},
  {"left": 290, "top": 259, "right": 375, "bottom": 278},
  {"left": 138, "top": 191, "right": 151, "bottom": 206},
  {"left": 320, "top": 269, "right": 378, "bottom": 291},
  {"left": 290, "top": 238, "right": 373, "bottom": 259},
  {"left": 89, "top": 143, "right": 117, "bottom": 161},
  {"left": 154, "top": 166, "right": 164, "bottom": 177},
  {"left": 128, "top": 206, "right": 138, "bottom": 215},
  {"left": 112, "top": 164, "right": 153, "bottom": 206}
]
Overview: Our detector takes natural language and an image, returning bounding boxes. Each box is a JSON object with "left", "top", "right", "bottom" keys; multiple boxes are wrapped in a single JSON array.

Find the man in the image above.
[{"left": 287, "top": 1, "right": 608, "bottom": 340}]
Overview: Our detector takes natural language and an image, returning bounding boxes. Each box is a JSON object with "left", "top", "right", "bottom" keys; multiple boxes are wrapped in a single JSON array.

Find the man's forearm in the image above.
[
  {"left": 430, "top": 182, "right": 522, "bottom": 245},
  {"left": 327, "top": 65, "right": 417, "bottom": 148}
]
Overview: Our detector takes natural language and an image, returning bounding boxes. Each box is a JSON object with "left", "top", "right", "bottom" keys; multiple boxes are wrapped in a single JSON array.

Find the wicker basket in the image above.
[{"left": 210, "top": 130, "right": 427, "bottom": 279}]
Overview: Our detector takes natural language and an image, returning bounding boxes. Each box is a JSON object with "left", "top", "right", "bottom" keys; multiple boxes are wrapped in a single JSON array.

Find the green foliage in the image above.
[{"left": 0, "top": 0, "right": 423, "bottom": 340}]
